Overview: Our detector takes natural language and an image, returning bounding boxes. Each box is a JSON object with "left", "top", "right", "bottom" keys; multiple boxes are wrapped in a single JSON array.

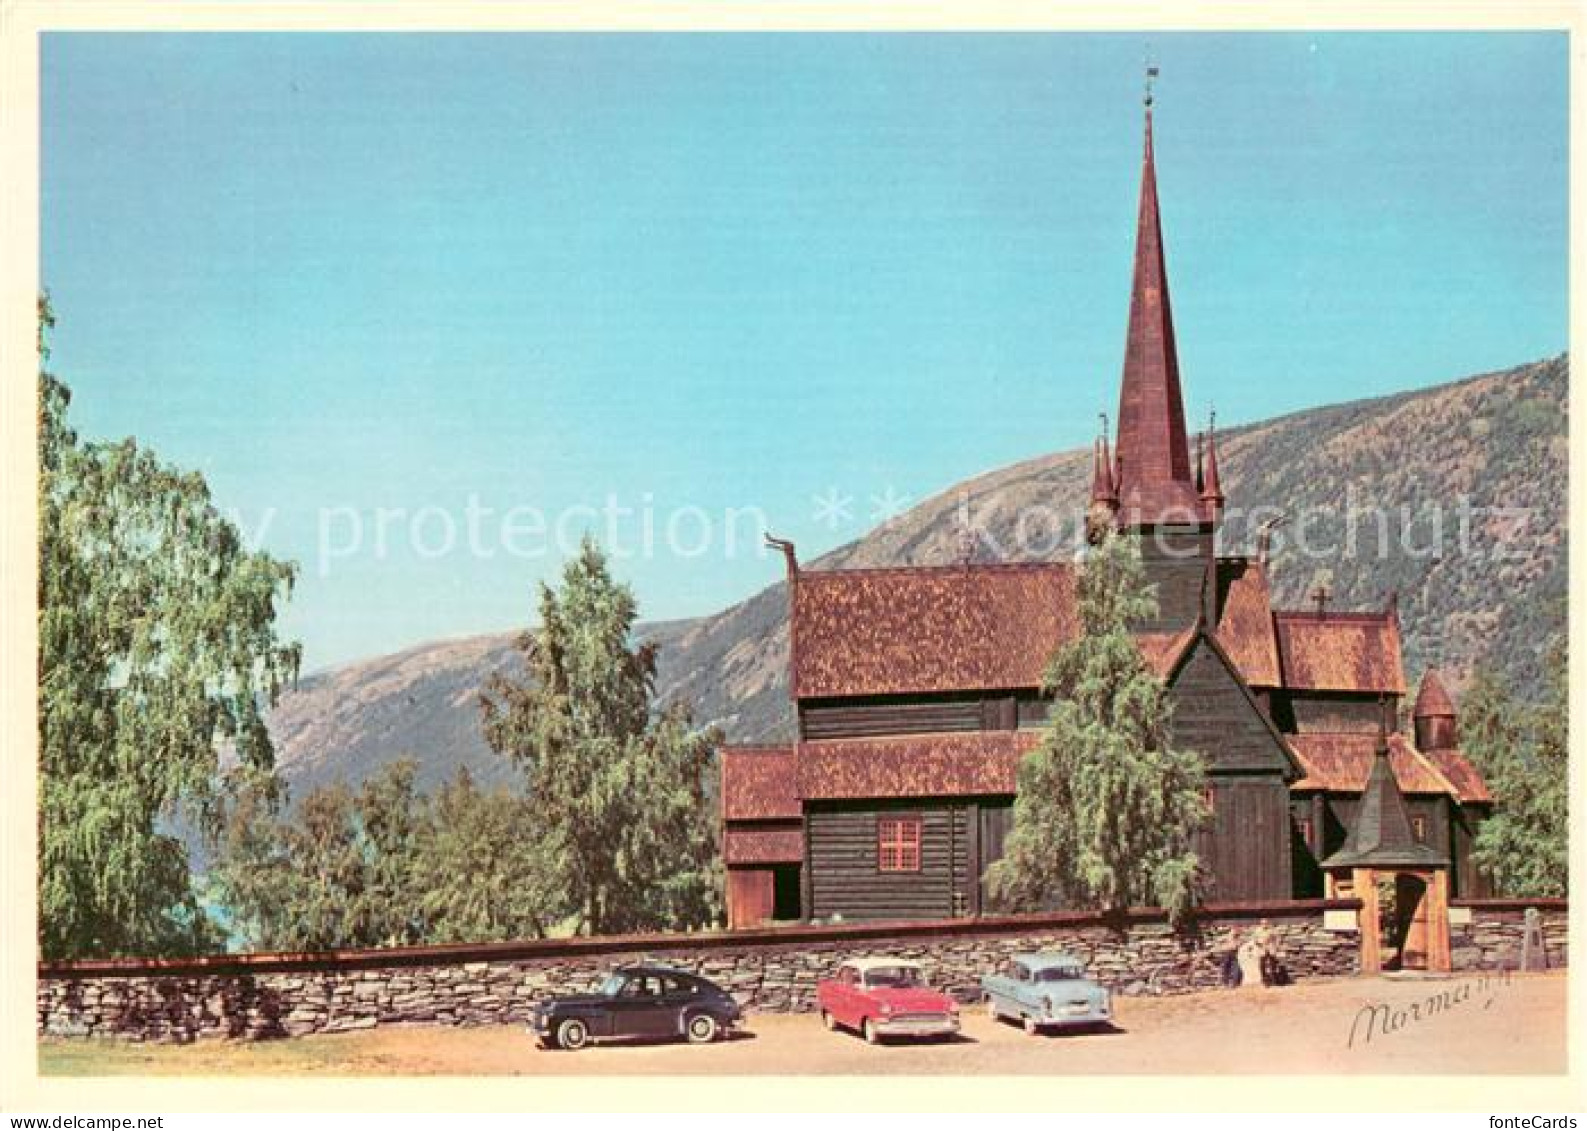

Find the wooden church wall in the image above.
[
  {"left": 1169, "top": 638, "right": 1294, "bottom": 900},
  {"left": 806, "top": 800, "right": 977, "bottom": 921},
  {"left": 1279, "top": 694, "right": 1385, "bottom": 735},
  {"left": 798, "top": 693, "right": 1027, "bottom": 741},
  {"left": 1168, "top": 641, "right": 1290, "bottom": 775},
  {"left": 1196, "top": 777, "right": 1292, "bottom": 901}
]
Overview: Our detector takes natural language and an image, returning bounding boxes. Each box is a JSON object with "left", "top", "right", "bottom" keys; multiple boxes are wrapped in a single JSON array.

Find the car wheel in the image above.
[
  {"left": 1023, "top": 1014, "right": 1039, "bottom": 1036},
  {"left": 685, "top": 1013, "right": 719, "bottom": 1044},
  {"left": 556, "top": 1017, "right": 590, "bottom": 1051},
  {"left": 820, "top": 1010, "right": 838, "bottom": 1032},
  {"left": 863, "top": 1018, "right": 882, "bottom": 1045}
]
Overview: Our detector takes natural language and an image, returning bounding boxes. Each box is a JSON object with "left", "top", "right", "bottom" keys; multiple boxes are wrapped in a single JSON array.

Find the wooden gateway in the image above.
[{"left": 720, "top": 90, "right": 1495, "bottom": 929}]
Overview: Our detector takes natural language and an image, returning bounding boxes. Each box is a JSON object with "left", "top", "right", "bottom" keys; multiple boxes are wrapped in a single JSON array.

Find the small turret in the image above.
[
  {"left": 1090, "top": 425, "right": 1119, "bottom": 509},
  {"left": 1200, "top": 410, "right": 1224, "bottom": 512},
  {"left": 1413, "top": 668, "right": 1458, "bottom": 751}
]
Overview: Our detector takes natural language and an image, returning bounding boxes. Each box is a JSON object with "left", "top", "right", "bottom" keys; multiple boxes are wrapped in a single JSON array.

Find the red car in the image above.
[{"left": 816, "top": 958, "right": 961, "bottom": 1044}]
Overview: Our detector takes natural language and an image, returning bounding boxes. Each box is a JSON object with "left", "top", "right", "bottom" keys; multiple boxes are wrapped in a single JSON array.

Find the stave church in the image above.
[{"left": 719, "top": 86, "right": 1494, "bottom": 932}]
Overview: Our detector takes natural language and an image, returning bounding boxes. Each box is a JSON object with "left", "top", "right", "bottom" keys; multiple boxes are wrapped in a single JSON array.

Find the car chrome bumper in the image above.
[
  {"left": 874, "top": 1015, "right": 960, "bottom": 1037},
  {"left": 1042, "top": 1006, "right": 1108, "bottom": 1026}
]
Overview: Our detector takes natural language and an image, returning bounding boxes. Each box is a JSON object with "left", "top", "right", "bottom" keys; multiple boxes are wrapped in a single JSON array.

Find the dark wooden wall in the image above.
[
  {"left": 1168, "top": 640, "right": 1291, "bottom": 775},
  {"left": 1168, "top": 638, "right": 1295, "bottom": 900},
  {"left": 1196, "top": 777, "right": 1293, "bottom": 901},
  {"left": 798, "top": 692, "right": 1046, "bottom": 740},
  {"left": 1450, "top": 805, "right": 1493, "bottom": 898},
  {"left": 807, "top": 800, "right": 985, "bottom": 921},
  {"left": 1140, "top": 541, "right": 1213, "bottom": 631},
  {"left": 1273, "top": 694, "right": 1386, "bottom": 734}
]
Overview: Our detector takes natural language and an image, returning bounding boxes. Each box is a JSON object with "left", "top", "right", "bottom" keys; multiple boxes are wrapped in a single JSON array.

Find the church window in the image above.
[{"left": 877, "top": 816, "right": 922, "bottom": 872}]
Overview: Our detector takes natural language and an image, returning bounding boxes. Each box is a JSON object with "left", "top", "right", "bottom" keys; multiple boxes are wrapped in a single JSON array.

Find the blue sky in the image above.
[{"left": 41, "top": 32, "right": 1567, "bottom": 671}]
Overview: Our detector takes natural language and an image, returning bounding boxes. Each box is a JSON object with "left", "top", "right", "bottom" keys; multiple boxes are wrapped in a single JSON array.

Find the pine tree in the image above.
[
  {"left": 1462, "top": 641, "right": 1567, "bottom": 897},
  {"left": 480, "top": 537, "right": 721, "bottom": 935},
  {"left": 986, "top": 532, "right": 1210, "bottom": 926}
]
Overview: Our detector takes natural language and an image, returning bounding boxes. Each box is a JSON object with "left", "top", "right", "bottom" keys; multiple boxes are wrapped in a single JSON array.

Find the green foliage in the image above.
[
  {"left": 986, "top": 533, "right": 1210, "bottom": 926},
  {"left": 211, "top": 761, "right": 559, "bottom": 950},
  {"left": 480, "top": 537, "right": 722, "bottom": 935},
  {"left": 38, "top": 298, "right": 301, "bottom": 959},
  {"left": 410, "top": 768, "right": 559, "bottom": 943},
  {"left": 1461, "top": 642, "right": 1568, "bottom": 898}
]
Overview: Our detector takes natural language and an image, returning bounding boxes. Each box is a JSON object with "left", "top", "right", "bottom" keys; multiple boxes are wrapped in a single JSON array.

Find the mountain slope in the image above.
[{"left": 267, "top": 355, "right": 1567, "bottom": 797}]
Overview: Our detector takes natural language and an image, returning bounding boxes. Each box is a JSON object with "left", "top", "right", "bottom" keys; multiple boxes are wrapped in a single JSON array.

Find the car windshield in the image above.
[
  {"left": 1037, "top": 966, "right": 1086, "bottom": 982},
  {"left": 599, "top": 974, "right": 628, "bottom": 997},
  {"left": 864, "top": 966, "right": 924, "bottom": 989}
]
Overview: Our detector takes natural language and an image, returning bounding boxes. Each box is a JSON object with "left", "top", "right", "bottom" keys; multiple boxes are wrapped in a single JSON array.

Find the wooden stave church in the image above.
[{"left": 719, "top": 95, "right": 1494, "bottom": 930}]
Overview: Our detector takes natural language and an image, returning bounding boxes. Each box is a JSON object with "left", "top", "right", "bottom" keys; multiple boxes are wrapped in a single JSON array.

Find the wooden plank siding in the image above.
[
  {"left": 1167, "top": 636, "right": 1295, "bottom": 901},
  {"left": 1166, "top": 638, "right": 1292, "bottom": 776},
  {"left": 1272, "top": 693, "right": 1387, "bottom": 735},
  {"left": 1139, "top": 547, "right": 1214, "bottom": 631},
  {"left": 1450, "top": 805, "right": 1493, "bottom": 898},
  {"left": 799, "top": 693, "right": 1034, "bottom": 740},
  {"left": 726, "top": 869, "right": 776, "bottom": 930},
  {"left": 807, "top": 801, "right": 989, "bottom": 921},
  {"left": 1195, "top": 777, "right": 1293, "bottom": 901}
]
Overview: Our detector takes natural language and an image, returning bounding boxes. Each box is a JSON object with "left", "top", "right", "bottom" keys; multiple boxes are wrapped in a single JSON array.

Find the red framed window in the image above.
[{"left": 877, "top": 816, "right": 922, "bottom": 872}]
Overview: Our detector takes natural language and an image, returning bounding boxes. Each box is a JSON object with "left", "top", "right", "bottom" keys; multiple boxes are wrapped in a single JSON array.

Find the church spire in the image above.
[
  {"left": 1112, "top": 70, "right": 1208, "bottom": 529},
  {"left": 1200, "top": 408, "right": 1224, "bottom": 510},
  {"left": 1090, "top": 415, "right": 1118, "bottom": 508}
]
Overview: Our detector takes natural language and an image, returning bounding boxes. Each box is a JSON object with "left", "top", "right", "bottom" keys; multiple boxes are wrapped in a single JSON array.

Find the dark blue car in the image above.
[{"left": 530, "top": 964, "right": 743, "bottom": 1050}]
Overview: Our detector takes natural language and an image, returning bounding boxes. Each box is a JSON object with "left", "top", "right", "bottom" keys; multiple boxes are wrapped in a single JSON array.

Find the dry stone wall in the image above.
[
  {"left": 1450, "top": 902, "right": 1568, "bottom": 971},
  {"left": 38, "top": 899, "right": 1556, "bottom": 1044}
]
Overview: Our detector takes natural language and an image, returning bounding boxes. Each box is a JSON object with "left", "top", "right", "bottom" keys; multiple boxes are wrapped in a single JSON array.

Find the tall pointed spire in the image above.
[
  {"left": 1090, "top": 415, "right": 1118, "bottom": 508},
  {"left": 1113, "top": 71, "right": 1207, "bottom": 528},
  {"left": 1201, "top": 408, "right": 1224, "bottom": 509}
]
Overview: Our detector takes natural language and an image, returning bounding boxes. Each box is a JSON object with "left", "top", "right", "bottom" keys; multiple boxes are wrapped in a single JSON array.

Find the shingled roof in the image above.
[
  {"left": 1287, "top": 732, "right": 1456, "bottom": 797},
  {"left": 1413, "top": 668, "right": 1457, "bottom": 718},
  {"left": 1421, "top": 748, "right": 1494, "bottom": 805},
  {"left": 1215, "top": 558, "right": 1282, "bottom": 686},
  {"left": 720, "top": 745, "right": 799, "bottom": 821},
  {"left": 790, "top": 563, "right": 1077, "bottom": 700},
  {"left": 723, "top": 824, "right": 804, "bottom": 866},
  {"left": 797, "top": 731, "right": 1042, "bottom": 801},
  {"left": 1273, "top": 611, "right": 1405, "bottom": 694},
  {"left": 790, "top": 557, "right": 1285, "bottom": 700}
]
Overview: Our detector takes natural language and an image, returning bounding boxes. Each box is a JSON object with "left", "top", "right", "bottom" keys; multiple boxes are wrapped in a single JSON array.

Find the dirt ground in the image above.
[{"left": 39, "top": 970, "right": 1565, "bottom": 1076}]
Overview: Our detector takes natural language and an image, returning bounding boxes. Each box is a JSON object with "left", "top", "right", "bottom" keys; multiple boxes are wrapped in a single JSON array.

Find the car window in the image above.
[
  {"left": 661, "top": 975, "right": 696, "bottom": 996},
  {"left": 864, "top": 965, "right": 924, "bottom": 989},
  {"left": 620, "top": 975, "right": 659, "bottom": 998},
  {"left": 599, "top": 973, "right": 626, "bottom": 997},
  {"left": 1037, "top": 966, "right": 1085, "bottom": 982},
  {"left": 1014, "top": 963, "right": 1029, "bottom": 982}
]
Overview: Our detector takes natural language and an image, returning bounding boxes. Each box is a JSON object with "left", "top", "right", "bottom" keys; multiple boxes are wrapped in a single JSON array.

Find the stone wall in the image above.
[
  {"left": 1450, "top": 899, "right": 1569, "bottom": 972},
  {"left": 38, "top": 901, "right": 1358, "bottom": 1043}
]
